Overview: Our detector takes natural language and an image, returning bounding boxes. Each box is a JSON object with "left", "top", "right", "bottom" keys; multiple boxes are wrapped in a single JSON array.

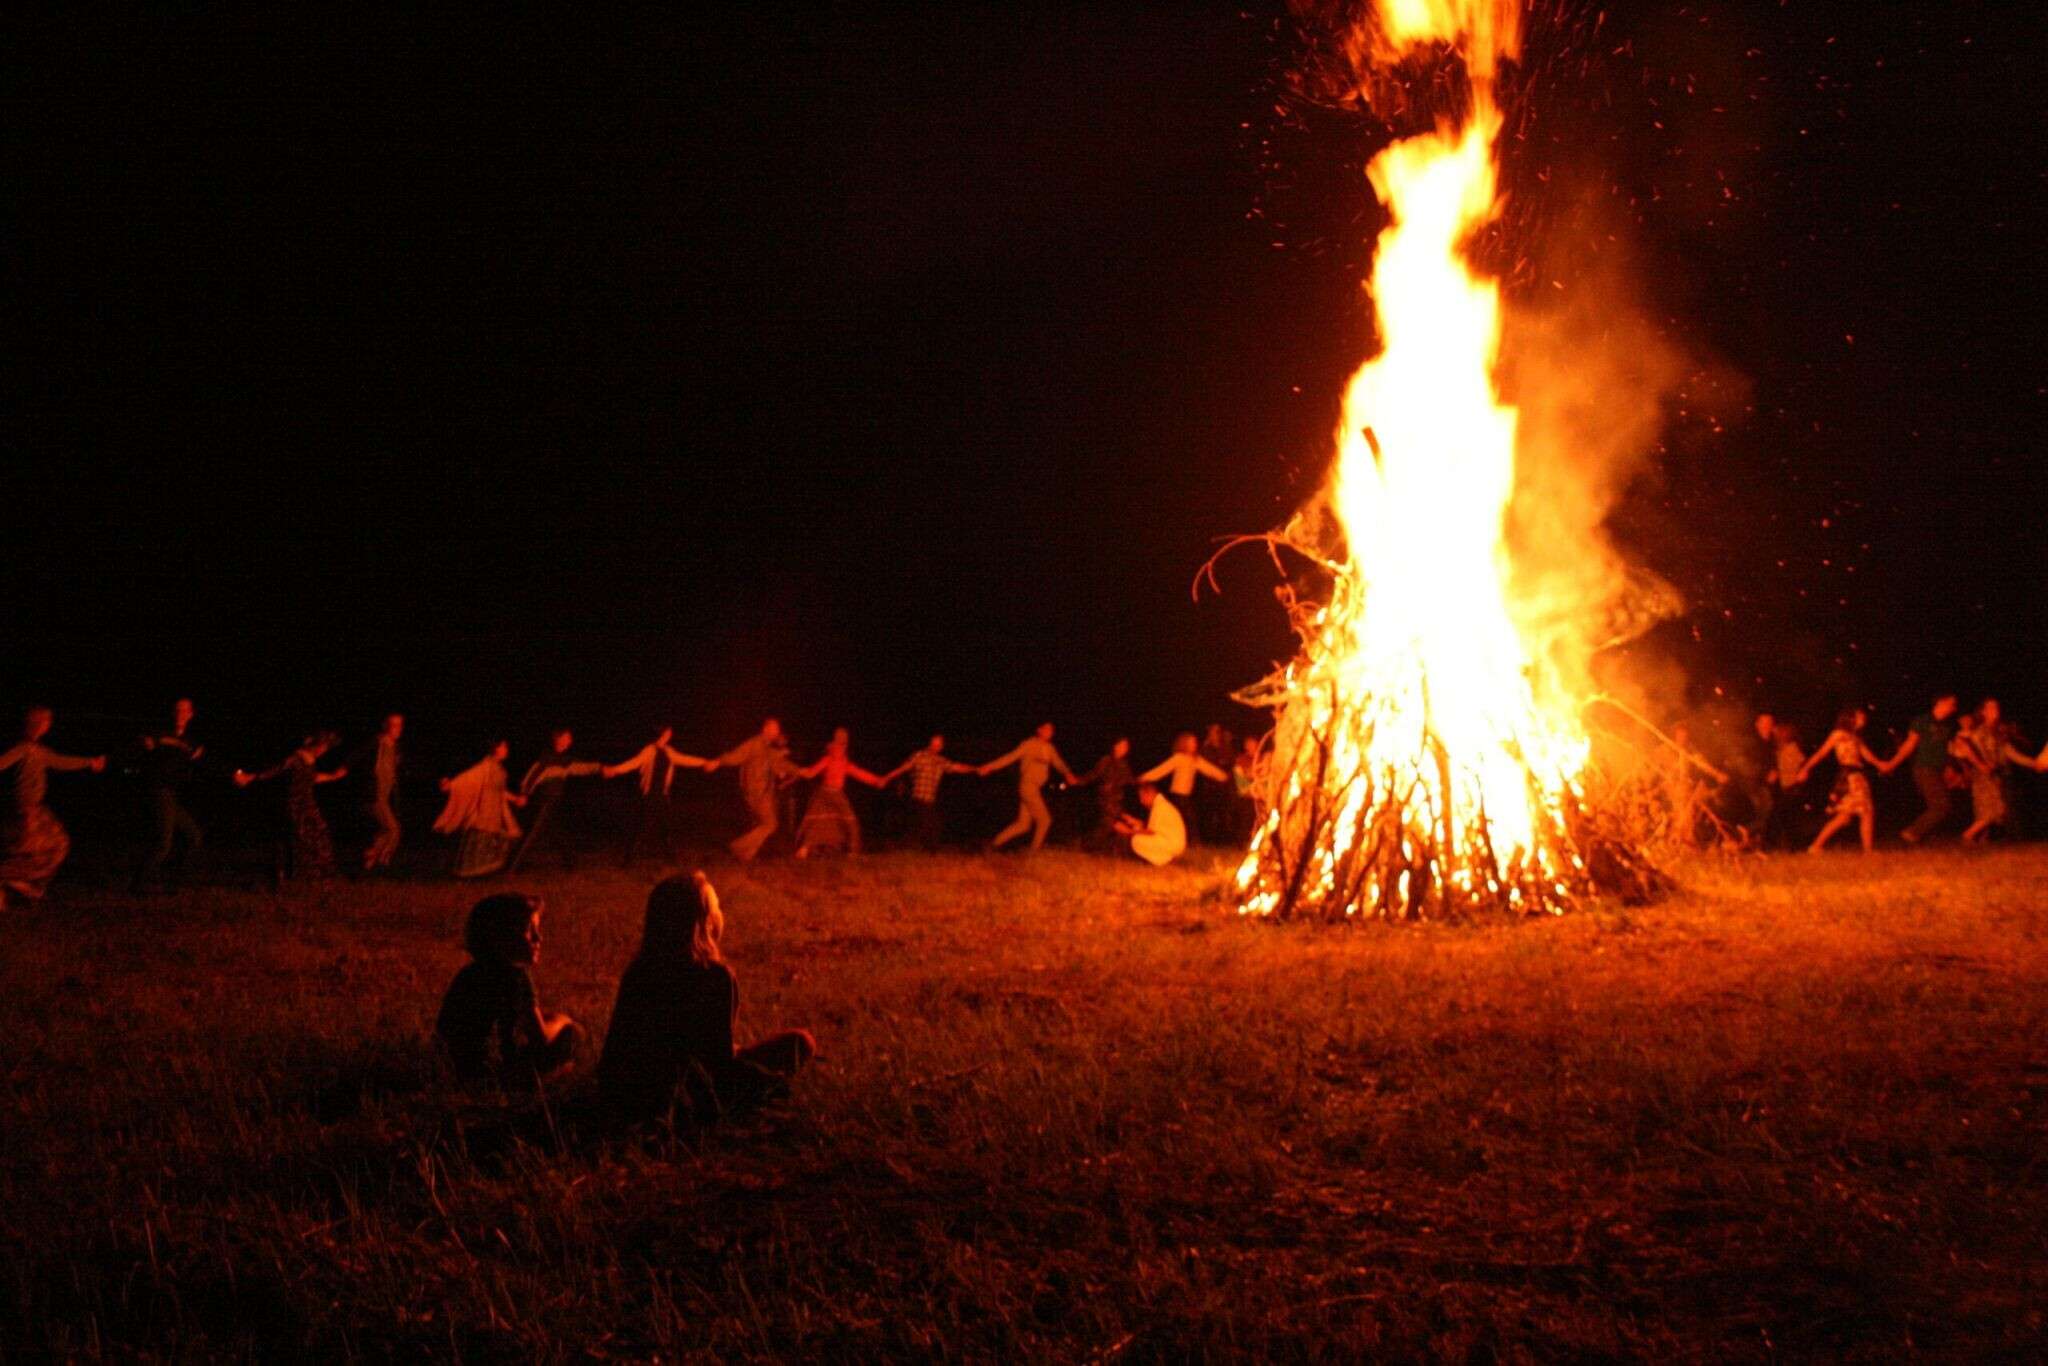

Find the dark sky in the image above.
[{"left": 7, "top": 1, "right": 2044, "bottom": 769}]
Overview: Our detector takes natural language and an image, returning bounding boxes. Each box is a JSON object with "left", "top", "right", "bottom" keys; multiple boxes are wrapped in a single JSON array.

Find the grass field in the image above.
[{"left": 3, "top": 844, "right": 2045, "bottom": 1360}]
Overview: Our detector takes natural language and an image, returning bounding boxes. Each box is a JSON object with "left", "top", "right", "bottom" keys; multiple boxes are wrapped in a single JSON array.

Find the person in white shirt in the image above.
[
  {"left": 1139, "top": 732, "right": 1227, "bottom": 840},
  {"left": 1115, "top": 782, "right": 1185, "bottom": 867}
]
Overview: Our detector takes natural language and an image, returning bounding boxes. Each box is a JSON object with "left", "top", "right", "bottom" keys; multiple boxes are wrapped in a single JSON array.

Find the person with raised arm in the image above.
[
  {"left": 133, "top": 697, "right": 205, "bottom": 892},
  {"left": 881, "top": 733, "right": 974, "bottom": 851},
  {"left": 434, "top": 740, "right": 527, "bottom": 878},
  {"left": 1890, "top": 693, "right": 1961, "bottom": 845},
  {"left": 793, "top": 727, "right": 885, "bottom": 858},
  {"left": 1795, "top": 708, "right": 1900, "bottom": 854},
  {"left": 980, "top": 721, "right": 1077, "bottom": 852},
  {"left": 508, "top": 727, "right": 604, "bottom": 872},
  {"left": 603, "top": 727, "right": 712, "bottom": 865},
  {"left": 708, "top": 718, "right": 798, "bottom": 861},
  {"left": 0, "top": 706, "right": 107, "bottom": 906},
  {"left": 1140, "top": 732, "right": 1229, "bottom": 841},
  {"left": 1114, "top": 780, "right": 1187, "bottom": 867},
  {"left": 1956, "top": 697, "right": 2044, "bottom": 845},
  {"left": 1070, "top": 736, "right": 1135, "bottom": 850},
  {"left": 235, "top": 729, "right": 348, "bottom": 887}
]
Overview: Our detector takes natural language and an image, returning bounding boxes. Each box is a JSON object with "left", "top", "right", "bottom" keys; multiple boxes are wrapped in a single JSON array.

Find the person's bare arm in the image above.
[
  {"left": 848, "top": 764, "right": 886, "bottom": 789},
  {"left": 1195, "top": 757, "right": 1229, "bottom": 783},
  {"left": 979, "top": 744, "right": 1024, "bottom": 776},
  {"left": 661, "top": 744, "right": 712, "bottom": 770}
]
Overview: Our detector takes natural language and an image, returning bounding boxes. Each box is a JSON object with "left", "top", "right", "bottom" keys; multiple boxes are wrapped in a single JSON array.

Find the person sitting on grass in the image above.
[
  {"left": 597, "top": 872, "right": 815, "bottom": 1129},
  {"left": 435, "top": 892, "right": 585, "bottom": 1087},
  {"left": 1114, "top": 781, "right": 1186, "bottom": 867}
]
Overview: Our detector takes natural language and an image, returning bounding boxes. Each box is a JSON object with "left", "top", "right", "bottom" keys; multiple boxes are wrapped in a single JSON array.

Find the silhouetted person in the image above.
[
  {"left": 598, "top": 873, "right": 815, "bottom": 1128},
  {"left": 1197, "top": 723, "right": 1236, "bottom": 843},
  {"left": 1072, "top": 737, "right": 1134, "bottom": 850},
  {"left": 436, "top": 892, "right": 584, "bottom": 1087},
  {"left": 1892, "top": 693, "right": 1960, "bottom": 844},
  {"left": 0, "top": 706, "right": 106, "bottom": 906},
  {"left": 357, "top": 712, "right": 405, "bottom": 872},
  {"left": 509, "top": 728, "right": 603, "bottom": 872},
  {"left": 134, "top": 697, "right": 204, "bottom": 892},
  {"left": 881, "top": 734, "right": 974, "bottom": 851},
  {"left": 1115, "top": 781, "right": 1186, "bottom": 867},
  {"left": 604, "top": 727, "right": 711, "bottom": 865},
  {"left": 236, "top": 730, "right": 346, "bottom": 888},
  {"left": 1140, "top": 733, "right": 1228, "bottom": 841},
  {"left": 709, "top": 719, "right": 797, "bottom": 861},
  {"left": 1230, "top": 735, "right": 1266, "bottom": 842},
  {"left": 434, "top": 741, "right": 527, "bottom": 878},
  {"left": 980, "top": 722, "right": 1077, "bottom": 851},
  {"left": 794, "top": 727, "right": 885, "bottom": 858}
]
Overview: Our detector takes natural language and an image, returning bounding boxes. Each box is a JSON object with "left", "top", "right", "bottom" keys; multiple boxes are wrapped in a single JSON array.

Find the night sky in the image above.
[{"left": 8, "top": 1, "right": 2044, "bottom": 776}]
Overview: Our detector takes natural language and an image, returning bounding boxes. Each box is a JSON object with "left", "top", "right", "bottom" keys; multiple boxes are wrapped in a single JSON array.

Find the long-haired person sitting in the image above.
[
  {"left": 435, "top": 893, "right": 585, "bottom": 1087},
  {"left": 598, "top": 873, "right": 815, "bottom": 1128}
]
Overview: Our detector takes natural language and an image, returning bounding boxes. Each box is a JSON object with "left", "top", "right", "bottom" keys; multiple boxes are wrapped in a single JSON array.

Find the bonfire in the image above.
[{"left": 1234, "top": 0, "right": 1662, "bottom": 920}]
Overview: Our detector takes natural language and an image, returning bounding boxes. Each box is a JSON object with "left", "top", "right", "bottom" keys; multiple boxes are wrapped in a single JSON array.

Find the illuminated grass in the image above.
[{"left": 2, "top": 848, "right": 2044, "bottom": 1357}]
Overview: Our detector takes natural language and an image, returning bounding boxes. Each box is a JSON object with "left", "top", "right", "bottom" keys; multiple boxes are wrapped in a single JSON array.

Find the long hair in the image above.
[
  {"left": 1832, "top": 708, "right": 1863, "bottom": 734},
  {"left": 641, "top": 872, "right": 723, "bottom": 968}
]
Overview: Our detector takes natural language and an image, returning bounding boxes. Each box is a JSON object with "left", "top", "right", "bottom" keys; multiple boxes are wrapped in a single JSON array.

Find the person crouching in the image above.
[
  {"left": 435, "top": 893, "right": 585, "bottom": 1087},
  {"left": 1115, "top": 781, "right": 1186, "bottom": 867},
  {"left": 598, "top": 872, "right": 815, "bottom": 1129}
]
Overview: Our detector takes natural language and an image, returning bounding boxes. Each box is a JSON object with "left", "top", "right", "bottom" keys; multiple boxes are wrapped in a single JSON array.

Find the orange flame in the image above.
[{"left": 1237, "top": 1, "right": 1607, "bottom": 917}]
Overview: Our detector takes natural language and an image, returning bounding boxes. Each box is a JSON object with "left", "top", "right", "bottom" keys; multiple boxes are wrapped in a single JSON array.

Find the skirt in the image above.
[
  {"left": 1971, "top": 773, "right": 2009, "bottom": 827},
  {"left": 0, "top": 806, "right": 70, "bottom": 898},
  {"left": 455, "top": 829, "right": 516, "bottom": 878},
  {"left": 1828, "top": 769, "right": 1873, "bottom": 819},
  {"left": 797, "top": 787, "right": 860, "bottom": 853}
]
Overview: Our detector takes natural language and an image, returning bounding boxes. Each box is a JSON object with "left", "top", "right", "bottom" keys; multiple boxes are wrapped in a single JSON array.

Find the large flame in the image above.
[{"left": 1236, "top": 1, "right": 1635, "bottom": 919}]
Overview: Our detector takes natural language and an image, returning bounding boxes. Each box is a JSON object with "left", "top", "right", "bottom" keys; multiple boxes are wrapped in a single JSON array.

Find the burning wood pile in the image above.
[{"left": 1233, "top": 0, "right": 1664, "bottom": 920}]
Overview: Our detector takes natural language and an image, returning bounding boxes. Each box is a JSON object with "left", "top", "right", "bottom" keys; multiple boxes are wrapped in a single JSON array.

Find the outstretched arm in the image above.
[
  {"left": 661, "top": 744, "right": 712, "bottom": 770},
  {"left": 979, "top": 744, "right": 1025, "bottom": 776},
  {"left": 1139, "top": 757, "right": 1176, "bottom": 784},
  {"left": 1194, "top": 757, "right": 1229, "bottom": 784},
  {"left": 603, "top": 746, "right": 652, "bottom": 780},
  {"left": 45, "top": 749, "right": 106, "bottom": 774},
  {"left": 848, "top": 763, "right": 886, "bottom": 789},
  {"left": 796, "top": 756, "right": 827, "bottom": 781}
]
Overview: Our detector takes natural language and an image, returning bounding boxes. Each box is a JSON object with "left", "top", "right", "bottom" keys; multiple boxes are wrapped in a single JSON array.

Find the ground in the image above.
[{"left": 3, "top": 845, "right": 2044, "bottom": 1360}]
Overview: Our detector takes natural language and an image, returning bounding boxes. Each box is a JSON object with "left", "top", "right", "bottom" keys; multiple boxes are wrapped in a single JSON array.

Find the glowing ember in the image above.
[{"left": 1235, "top": 0, "right": 1654, "bottom": 919}]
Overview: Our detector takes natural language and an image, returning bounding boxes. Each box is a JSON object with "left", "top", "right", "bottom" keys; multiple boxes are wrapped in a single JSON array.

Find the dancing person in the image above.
[
  {"left": 1956, "top": 698, "right": 2042, "bottom": 844},
  {"left": 1762, "top": 720, "right": 1808, "bottom": 850},
  {"left": 236, "top": 730, "right": 347, "bottom": 888},
  {"left": 1231, "top": 735, "right": 1267, "bottom": 842},
  {"left": 356, "top": 712, "right": 406, "bottom": 873},
  {"left": 881, "top": 734, "right": 973, "bottom": 851},
  {"left": 1197, "top": 723, "right": 1237, "bottom": 843},
  {"left": 980, "top": 721, "right": 1077, "bottom": 852},
  {"left": 0, "top": 707, "right": 106, "bottom": 906},
  {"left": 1115, "top": 780, "right": 1187, "bottom": 867},
  {"left": 1071, "top": 737, "right": 1134, "bottom": 851},
  {"left": 597, "top": 872, "right": 815, "bottom": 1128},
  {"left": 435, "top": 892, "right": 584, "bottom": 1087},
  {"left": 1736, "top": 712, "right": 1777, "bottom": 845},
  {"left": 709, "top": 718, "right": 797, "bottom": 861},
  {"left": 793, "top": 727, "right": 885, "bottom": 858},
  {"left": 1140, "top": 733, "right": 1228, "bottom": 841},
  {"left": 1796, "top": 708, "right": 1899, "bottom": 854},
  {"left": 1891, "top": 693, "right": 1961, "bottom": 844},
  {"left": 434, "top": 740, "right": 527, "bottom": 878},
  {"left": 509, "top": 728, "right": 603, "bottom": 872},
  {"left": 133, "top": 697, "right": 204, "bottom": 892},
  {"left": 604, "top": 727, "right": 712, "bottom": 865}
]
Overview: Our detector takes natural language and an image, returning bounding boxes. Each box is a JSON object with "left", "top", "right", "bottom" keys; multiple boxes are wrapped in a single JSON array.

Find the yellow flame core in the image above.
[{"left": 1236, "top": 5, "right": 1595, "bottom": 918}]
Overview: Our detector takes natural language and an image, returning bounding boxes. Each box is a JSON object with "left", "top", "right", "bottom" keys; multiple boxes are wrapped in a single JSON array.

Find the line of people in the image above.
[
  {"left": 1664, "top": 692, "right": 2046, "bottom": 854},
  {"left": 1, "top": 702, "right": 1272, "bottom": 905}
]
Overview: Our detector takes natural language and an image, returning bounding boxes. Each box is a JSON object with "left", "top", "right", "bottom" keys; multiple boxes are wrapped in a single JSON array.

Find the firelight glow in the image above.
[{"left": 1236, "top": 0, "right": 1606, "bottom": 918}]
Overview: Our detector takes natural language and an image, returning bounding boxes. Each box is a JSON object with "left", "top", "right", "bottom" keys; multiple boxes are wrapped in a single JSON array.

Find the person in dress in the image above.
[
  {"left": 0, "top": 707, "right": 107, "bottom": 906},
  {"left": 603, "top": 727, "right": 713, "bottom": 865},
  {"left": 435, "top": 892, "right": 584, "bottom": 1088},
  {"left": 1140, "top": 733, "right": 1229, "bottom": 841},
  {"left": 1795, "top": 708, "right": 1900, "bottom": 854},
  {"left": 434, "top": 740, "right": 527, "bottom": 878},
  {"left": 235, "top": 730, "right": 347, "bottom": 887},
  {"left": 980, "top": 722, "right": 1078, "bottom": 852},
  {"left": 1115, "top": 781, "right": 1187, "bottom": 867},
  {"left": 357, "top": 712, "right": 406, "bottom": 873},
  {"left": 1956, "top": 698, "right": 2043, "bottom": 844},
  {"left": 597, "top": 872, "right": 815, "bottom": 1128},
  {"left": 1890, "top": 693, "right": 1961, "bottom": 845},
  {"left": 880, "top": 734, "right": 974, "bottom": 851},
  {"left": 709, "top": 719, "right": 798, "bottom": 861},
  {"left": 509, "top": 728, "right": 604, "bottom": 872},
  {"left": 793, "top": 728, "right": 885, "bottom": 858},
  {"left": 133, "top": 697, "right": 204, "bottom": 892},
  {"left": 1071, "top": 737, "right": 1135, "bottom": 851}
]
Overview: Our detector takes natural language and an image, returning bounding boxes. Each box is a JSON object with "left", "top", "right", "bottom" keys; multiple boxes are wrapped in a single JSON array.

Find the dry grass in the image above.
[{"left": 3, "top": 844, "right": 2045, "bottom": 1359}]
